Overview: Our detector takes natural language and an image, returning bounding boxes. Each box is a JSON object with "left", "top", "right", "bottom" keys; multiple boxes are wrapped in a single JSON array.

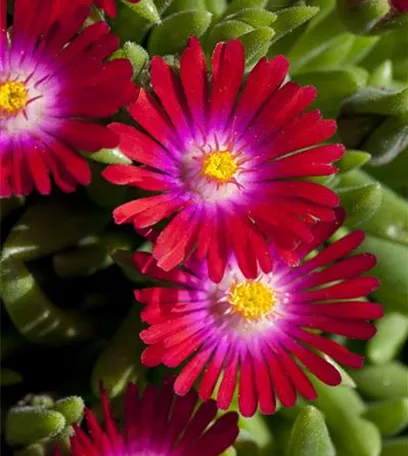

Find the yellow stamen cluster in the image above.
[
  {"left": 202, "top": 151, "right": 238, "bottom": 183},
  {"left": 229, "top": 281, "right": 276, "bottom": 321},
  {"left": 0, "top": 81, "right": 28, "bottom": 116}
]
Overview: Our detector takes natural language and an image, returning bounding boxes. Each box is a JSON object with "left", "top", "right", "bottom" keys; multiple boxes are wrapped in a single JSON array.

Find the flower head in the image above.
[
  {"left": 134, "top": 210, "right": 383, "bottom": 417},
  {"left": 0, "top": 0, "right": 137, "bottom": 197},
  {"left": 62, "top": 380, "right": 239, "bottom": 456},
  {"left": 104, "top": 37, "right": 344, "bottom": 282}
]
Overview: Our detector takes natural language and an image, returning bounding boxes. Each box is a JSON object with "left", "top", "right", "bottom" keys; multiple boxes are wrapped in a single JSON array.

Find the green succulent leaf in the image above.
[
  {"left": 368, "top": 313, "right": 408, "bottom": 365},
  {"left": 311, "top": 382, "right": 380, "bottom": 456},
  {"left": 53, "top": 397, "right": 84, "bottom": 426},
  {"left": 148, "top": 10, "right": 212, "bottom": 55},
  {"left": 338, "top": 182, "right": 382, "bottom": 229},
  {"left": 269, "top": 5, "right": 320, "bottom": 45},
  {"left": 120, "top": 0, "right": 161, "bottom": 22},
  {"left": 112, "top": 0, "right": 161, "bottom": 43},
  {"left": 86, "top": 147, "right": 132, "bottom": 165},
  {"left": 363, "top": 398, "right": 408, "bottom": 436},
  {"left": 0, "top": 197, "right": 25, "bottom": 222},
  {"left": 164, "top": 0, "right": 206, "bottom": 15},
  {"left": 364, "top": 114, "right": 408, "bottom": 166},
  {"left": 113, "top": 41, "right": 150, "bottom": 80},
  {"left": 226, "top": 8, "right": 277, "bottom": 27},
  {"left": 287, "top": 406, "right": 336, "bottom": 456},
  {"left": 224, "top": 0, "right": 267, "bottom": 17},
  {"left": 1, "top": 198, "right": 109, "bottom": 262},
  {"left": 0, "top": 368, "right": 23, "bottom": 387},
  {"left": 208, "top": 20, "right": 254, "bottom": 49},
  {"left": 336, "top": 149, "right": 371, "bottom": 173},
  {"left": 369, "top": 60, "right": 393, "bottom": 87},
  {"left": 0, "top": 258, "right": 92, "bottom": 344},
  {"left": 6, "top": 407, "right": 66, "bottom": 446},
  {"left": 204, "top": 0, "right": 227, "bottom": 17},
  {"left": 239, "top": 27, "right": 275, "bottom": 69},
  {"left": 91, "top": 306, "right": 147, "bottom": 398},
  {"left": 358, "top": 234, "right": 408, "bottom": 315},
  {"left": 381, "top": 438, "right": 408, "bottom": 456},
  {"left": 342, "top": 87, "right": 408, "bottom": 117},
  {"left": 351, "top": 362, "right": 408, "bottom": 401},
  {"left": 14, "top": 444, "right": 45, "bottom": 456},
  {"left": 294, "top": 67, "right": 368, "bottom": 116},
  {"left": 153, "top": 0, "right": 175, "bottom": 14},
  {"left": 337, "top": 170, "right": 408, "bottom": 246},
  {"left": 336, "top": 0, "right": 390, "bottom": 35}
]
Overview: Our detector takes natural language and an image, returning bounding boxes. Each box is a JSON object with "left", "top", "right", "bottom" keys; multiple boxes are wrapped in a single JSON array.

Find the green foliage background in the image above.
[{"left": 1, "top": 0, "right": 407, "bottom": 454}]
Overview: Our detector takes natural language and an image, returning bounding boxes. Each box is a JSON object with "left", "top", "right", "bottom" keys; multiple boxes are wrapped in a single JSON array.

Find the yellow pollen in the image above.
[
  {"left": 202, "top": 151, "right": 238, "bottom": 183},
  {"left": 0, "top": 81, "right": 28, "bottom": 115},
  {"left": 229, "top": 281, "right": 276, "bottom": 321}
]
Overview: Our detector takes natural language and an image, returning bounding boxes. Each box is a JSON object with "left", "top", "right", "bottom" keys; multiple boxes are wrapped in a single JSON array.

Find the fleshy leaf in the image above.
[
  {"left": 367, "top": 313, "right": 408, "bottom": 364},
  {"left": 336, "top": 149, "right": 372, "bottom": 173},
  {"left": 6, "top": 407, "right": 66, "bottom": 446},
  {"left": 0, "top": 368, "right": 23, "bottom": 387},
  {"left": 53, "top": 397, "right": 84, "bottom": 426},
  {"left": 287, "top": 406, "right": 336, "bottom": 456},
  {"left": 148, "top": 10, "right": 212, "bottom": 55},
  {"left": 362, "top": 398, "right": 408, "bottom": 436},
  {"left": 338, "top": 182, "right": 382, "bottom": 229},
  {"left": 91, "top": 306, "right": 147, "bottom": 397},
  {"left": 2, "top": 198, "right": 109, "bottom": 262},
  {"left": 351, "top": 362, "right": 408, "bottom": 400},
  {"left": 0, "top": 258, "right": 92, "bottom": 344},
  {"left": 311, "top": 381, "right": 380, "bottom": 456}
]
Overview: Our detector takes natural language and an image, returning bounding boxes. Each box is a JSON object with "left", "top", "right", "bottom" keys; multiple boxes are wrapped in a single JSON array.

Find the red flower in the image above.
[
  {"left": 0, "top": 0, "right": 137, "bottom": 197},
  {"left": 59, "top": 380, "right": 239, "bottom": 456},
  {"left": 391, "top": 0, "right": 408, "bottom": 11},
  {"left": 50, "top": 0, "right": 141, "bottom": 18},
  {"left": 134, "top": 210, "right": 382, "bottom": 417},
  {"left": 95, "top": 0, "right": 140, "bottom": 17},
  {"left": 104, "top": 38, "right": 344, "bottom": 283}
]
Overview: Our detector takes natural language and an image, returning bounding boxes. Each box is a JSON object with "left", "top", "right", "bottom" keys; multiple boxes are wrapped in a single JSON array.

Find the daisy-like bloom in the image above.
[
  {"left": 60, "top": 380, "right": 239, "bottom": 456},
  {"left": 134, "top": 210, "right": 383, "bottom": 417},
  {"left": 103, "top": 37, "right": 344, "bottom": 282},
  {"left": 0, "top": 0, "right": 136, "bottom": 197}
]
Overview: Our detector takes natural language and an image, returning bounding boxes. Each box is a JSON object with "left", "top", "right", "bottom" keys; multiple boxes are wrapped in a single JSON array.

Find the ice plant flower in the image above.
[
  {"left": 60, "top": 380, "right": 239, "bottom": 456},
  {"left": 134, "top": 210, "right": 383, "bottom": 417},
  {"left": 103, "top": 37, "right": 344, "bottom": 282},
  {"left": 0, "top": 0, "right": 136, "bottom": 197}
]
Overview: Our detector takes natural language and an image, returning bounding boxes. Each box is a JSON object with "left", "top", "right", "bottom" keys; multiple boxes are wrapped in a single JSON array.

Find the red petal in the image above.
[
  {"left": 180, "top": 36, "right": 208, "bottom": 127},
  {"left": 210, "top": 40, "right": 245, "bottom": 130},
  {"left": 233, "top": 55, "right": 289, "bottom": 132},
  {"left": 151, "top": 56, "right": 191, "bottom": 135}
]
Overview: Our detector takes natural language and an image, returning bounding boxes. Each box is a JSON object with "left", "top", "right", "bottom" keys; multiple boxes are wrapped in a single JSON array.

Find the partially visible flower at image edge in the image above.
[
  {"left": 391, "top": 0, "right": 408, "bottom": 11},
  {"left": 103, "top": 37, "right": 344, "bottom": 283},
  {"left": 134, "top": 210, "right": 383, "bottom": 417},
  {"left": 50, "top": 0, "right": 141, "bottom": 18},
  {"left": 0, "top": 0, "right": 137, "bottom": 197},
  {"left": 56, "top": 379, "right": 239, "bottom": 456}
]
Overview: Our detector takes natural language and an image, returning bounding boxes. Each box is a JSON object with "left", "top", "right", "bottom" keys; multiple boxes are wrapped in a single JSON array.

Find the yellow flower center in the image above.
[
  {"left": 202, "top": 151, "right": 238, "bottom": 183},
  {"left": 0, "top": 81, "right": 28, "bottom": 116},
  {"left": 229, "top": 281, "right": 276, "bottom": 321}
]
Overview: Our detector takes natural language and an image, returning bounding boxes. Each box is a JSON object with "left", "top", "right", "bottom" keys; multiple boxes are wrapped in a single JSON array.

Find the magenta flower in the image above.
[
  {"left": 0, "top": 0, "right": 136, "bottom": 197},
  {"left": 103, "top": 37, "right": 344, "bottom": 283},
  {"left": 60, "top": 380, "right": 239, "bottom": 456},
  {"left": 134, "top": 210, "right": 383, "bottom": 417}
]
